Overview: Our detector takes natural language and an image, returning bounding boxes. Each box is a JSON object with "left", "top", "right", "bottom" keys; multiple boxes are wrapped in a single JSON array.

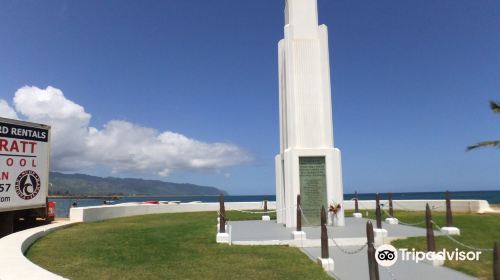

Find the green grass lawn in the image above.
[
  {"left": 345, "top": 209, "right": 500, "bottom": 280},
  {"left": 26, "top": 211, "right": 332, "bottom": 280}
]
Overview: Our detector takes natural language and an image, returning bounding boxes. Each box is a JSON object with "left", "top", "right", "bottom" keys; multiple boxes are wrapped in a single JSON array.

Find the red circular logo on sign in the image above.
[{"left": 15, "top": 170, "right": 41, "bottom": 200}]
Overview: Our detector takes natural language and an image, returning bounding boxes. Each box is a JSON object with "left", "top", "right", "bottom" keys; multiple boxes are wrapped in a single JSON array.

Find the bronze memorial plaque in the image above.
[{"left": 299, "top": 156, "right": 327, "bottom": 226}]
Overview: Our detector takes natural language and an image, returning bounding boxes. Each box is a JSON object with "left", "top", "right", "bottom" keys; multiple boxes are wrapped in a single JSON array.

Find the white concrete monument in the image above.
[{"left": 275, "top": 0, "right": 345, "bottom": 228}]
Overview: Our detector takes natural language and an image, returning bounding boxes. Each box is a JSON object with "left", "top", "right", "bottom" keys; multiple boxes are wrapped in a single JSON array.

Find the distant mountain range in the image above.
[{"left": 48, "top": 172, "right": 227, "bottom": 196}]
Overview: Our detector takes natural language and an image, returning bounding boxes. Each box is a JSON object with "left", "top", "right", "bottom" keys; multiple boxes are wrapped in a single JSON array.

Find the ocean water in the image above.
[{"left": 52, "top": 190, "right": 500, "bottom": 218}]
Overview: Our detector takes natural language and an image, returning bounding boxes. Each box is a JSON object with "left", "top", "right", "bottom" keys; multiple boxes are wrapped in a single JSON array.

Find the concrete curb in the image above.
[{"left": 0, "top": 221, "right": 77, "bottom": 280}]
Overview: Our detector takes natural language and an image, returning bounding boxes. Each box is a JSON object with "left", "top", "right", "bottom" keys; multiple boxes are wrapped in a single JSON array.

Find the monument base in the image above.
[
  {"left": 353, "top": 212, "right": 362, "bottom": 218},
  {"left": 317, "top": 257, "right": 334, "bottom": 272},
  {"left": 373, "top": 228, "right": 388, "bottom": 246},
  {"left": 216, "top": 232, "right": 230, "bottom": 244},
  {"left": 262, "top": 215, "right": 271, "bottom": 221},
  {"left": 440, "top": 227, "right": 460, "bottom": 235},
  {"left": 291, "top": 231, "right": 306, "bottom": 240},
  {"left": 385, "top": 217, "right": 399, "bottom": 225}
]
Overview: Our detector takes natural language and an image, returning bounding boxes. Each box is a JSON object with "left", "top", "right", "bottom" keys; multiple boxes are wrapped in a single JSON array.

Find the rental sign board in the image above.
[{"left": 0, "top": 117, "right": 50, "bottom": 212}]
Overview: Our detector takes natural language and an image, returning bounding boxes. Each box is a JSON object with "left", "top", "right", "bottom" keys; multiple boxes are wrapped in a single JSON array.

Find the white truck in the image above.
[{"left": 0, "top": 117, "right": 53, "bottom": 237}]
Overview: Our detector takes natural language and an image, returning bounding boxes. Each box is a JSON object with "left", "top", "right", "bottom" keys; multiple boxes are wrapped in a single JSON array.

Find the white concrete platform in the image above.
[
  {"left": 229, "top": 217, "right": 440, "bottom": 247},
  {"left": 228, "top": 218, "right": 474, "bottom": 279}
]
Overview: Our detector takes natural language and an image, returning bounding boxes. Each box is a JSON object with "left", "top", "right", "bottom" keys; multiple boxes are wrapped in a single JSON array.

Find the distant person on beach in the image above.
[{"left": 71, "top": 202, "right": 77, "bottom": 208}]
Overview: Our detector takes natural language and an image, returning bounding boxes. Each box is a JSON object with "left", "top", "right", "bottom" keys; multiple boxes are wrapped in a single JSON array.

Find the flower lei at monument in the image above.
[{"left": 328, "top": 202, "right": 342, "bottom": 215}]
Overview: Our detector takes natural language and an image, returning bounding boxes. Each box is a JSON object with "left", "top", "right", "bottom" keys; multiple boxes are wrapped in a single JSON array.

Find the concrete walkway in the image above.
[
  {"left": 228, "top": 218, "right": 476, "bottom": 280},
  {"left": 230, "top": 217, "right": 438, "bottom": 247},
  {"left": 232, "top": 217, "right": 433, "bottom": 237},
  {"left": 301, "top": 246, "right": 474, "bottom": 280}
]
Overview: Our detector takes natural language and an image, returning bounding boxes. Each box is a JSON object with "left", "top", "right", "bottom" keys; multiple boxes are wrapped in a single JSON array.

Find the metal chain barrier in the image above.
[
  {"left": 320, "top": 212, "right": 368, "bottom": 255},
  {"left": 431, "top": 220, "right": 493, "bottom": 252},
  {"left": 396, "top": 219, "right": 426, "bottom": 226},
  {"left": 298, "top": 206, "right": 368, "bottom": 255},
  {"left": 298, "top": 205, "right": 316, "bottom": 228},
  {"left": 357, "top": 200, "right": 432, "bottom": 224},
  {"left": 330, "top": 236, "right": 368, "bottom": 255}
]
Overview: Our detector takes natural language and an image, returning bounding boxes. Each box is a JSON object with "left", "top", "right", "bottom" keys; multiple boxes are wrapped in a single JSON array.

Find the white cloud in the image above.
[
  {"left": 0, "top": 100, "right": 18, "bottom": 119},
  {"left": 7, "top": 86, "right": 251, "bottom": 176},
  {"left": 14, "top": 86, "right": 90, "bottom": 121},
  {"left": 13, "top": 86, "right": 92, "bottom": 171}
]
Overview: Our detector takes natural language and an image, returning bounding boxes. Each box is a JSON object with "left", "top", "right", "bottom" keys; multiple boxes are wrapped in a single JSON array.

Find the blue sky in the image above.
[{"left": 0, "top": 0, "right": 499, "bottom": 195}]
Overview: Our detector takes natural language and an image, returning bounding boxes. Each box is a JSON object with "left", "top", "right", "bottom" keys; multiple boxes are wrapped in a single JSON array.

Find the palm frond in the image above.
[
  {"left": 467, "top": 141, "right": 500, "bottom": 151},
  {"left": 490, "top": 101, "right": 500, "bottom": 114}
]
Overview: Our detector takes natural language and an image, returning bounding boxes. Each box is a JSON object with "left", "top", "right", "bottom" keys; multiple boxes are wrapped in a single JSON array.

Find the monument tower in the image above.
[{"left": 275, "top": 0, "right": 345, "bottom": 227}]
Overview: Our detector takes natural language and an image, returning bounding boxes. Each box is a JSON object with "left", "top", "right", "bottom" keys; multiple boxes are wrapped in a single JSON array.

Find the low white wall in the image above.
[
  {"left": 342, "top": 199, "right": 493, "bottom": 213},
  {"left": 70, "top": 201, "right": 277, "bottom": 222},
  {"left": 70, "top": 199, "right": 493, "bottom": 223},
  {"left": 0, "top": 221, "right": 76, "bottom": 280}
]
